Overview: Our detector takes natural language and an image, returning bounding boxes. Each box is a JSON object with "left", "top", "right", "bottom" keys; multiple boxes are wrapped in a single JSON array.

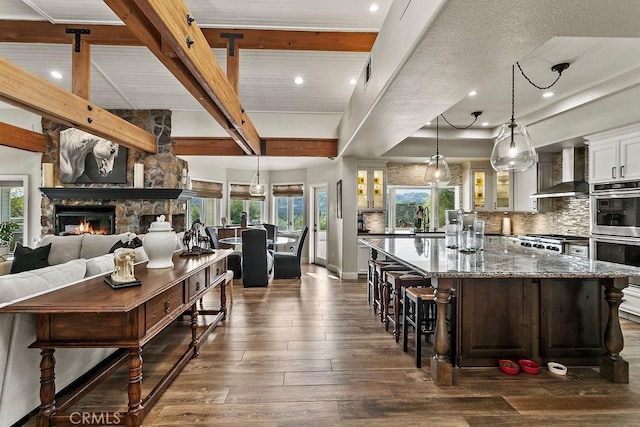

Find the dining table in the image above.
[{"left": 219, "top": 236, "right": 295, "bottom": 246}]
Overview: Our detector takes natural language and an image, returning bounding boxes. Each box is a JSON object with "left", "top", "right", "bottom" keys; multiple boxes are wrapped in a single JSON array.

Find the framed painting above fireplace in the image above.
[{"left": 59, "top": 128, "right": 128, "bottom": 184}]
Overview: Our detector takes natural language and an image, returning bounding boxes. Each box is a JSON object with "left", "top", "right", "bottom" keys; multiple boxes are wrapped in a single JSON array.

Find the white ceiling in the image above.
[{"left": 2, "top": 0, "right": 640, "bottom": 171}]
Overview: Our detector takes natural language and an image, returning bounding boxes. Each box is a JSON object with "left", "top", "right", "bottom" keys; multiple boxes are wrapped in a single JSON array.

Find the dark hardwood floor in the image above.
[{"left": 25, "top": 264, "right": 640, "bottom": 426}]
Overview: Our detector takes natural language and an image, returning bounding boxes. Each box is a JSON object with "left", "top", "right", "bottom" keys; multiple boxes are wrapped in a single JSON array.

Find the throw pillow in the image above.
[
  {"left": 10, "top": 243, "right": 52, "bottom": 274},
  {"left": 109, "top": 236, "right": 143, "bottom": 253}
]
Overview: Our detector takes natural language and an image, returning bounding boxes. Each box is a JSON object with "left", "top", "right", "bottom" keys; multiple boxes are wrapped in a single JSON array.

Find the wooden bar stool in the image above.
[
  {"left": 369, "top": 260, "right": 395, "bottom": 310},
  {"left": 376, "top": 264, "right": 410, "bottom": 320},
  {"left": 384, "top": 272, "right": 430, "bottom": 341}
]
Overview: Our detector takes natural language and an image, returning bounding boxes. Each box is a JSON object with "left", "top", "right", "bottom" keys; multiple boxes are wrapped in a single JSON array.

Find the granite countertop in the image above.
[{"left": 359, "top": 236, "right": 640, "bottom": 279}]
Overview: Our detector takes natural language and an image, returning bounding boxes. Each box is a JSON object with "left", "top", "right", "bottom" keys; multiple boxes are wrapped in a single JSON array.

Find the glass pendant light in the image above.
[
  {"left": 490, "top": 64, "right": 536, "bottom": 172},
  {"left": 249, "top": 155, "right": 266, "bottom": 196},
  {"left": 424, "top": 116, "right": 451, "bottom": 186}
]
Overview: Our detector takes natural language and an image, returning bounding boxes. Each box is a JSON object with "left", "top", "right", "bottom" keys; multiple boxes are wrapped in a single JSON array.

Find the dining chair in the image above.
[
  {"left": 272, "top": 226, "right": 308, "bottom": 279},
  {"left": 205, "top": 226, "right": 242, "bottom": 279},
  {"left": 241, "top": 228, "right": 272, "bottom": 287},
  {"left": 262, "top": 223, "right": 278, "bottom": 252}
]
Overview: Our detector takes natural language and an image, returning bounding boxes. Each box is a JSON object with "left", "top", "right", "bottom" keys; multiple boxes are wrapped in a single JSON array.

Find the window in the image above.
[
  {"left": 0, "top": 175, "right": 27, "bottom": 251},
  {"left": 228, "top": 183, "right": 264, "bottom": 225},
  {"left": 190, "top": 180, "right": 223, "bottom": 227},
  {"left": 387, "top": 185, "right": 458, "bottom": 231},
  {"left": 229, "top": 199, "right": 263, "bottom": 225},
  {"left": 190, "top": 197, "right": 220, "bottom": 226},
  {"left": 272, "top": 184, "right": 304, "bottom": 232}
]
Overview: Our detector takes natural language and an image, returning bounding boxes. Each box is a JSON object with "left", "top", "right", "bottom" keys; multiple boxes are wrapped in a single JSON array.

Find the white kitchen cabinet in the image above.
[
  {"left": 587, "top": 124, "right": 640, "bottom": 184},
  {"left": 512, "top": 155, "right": 553, "bottom": 212},
  {"left": 357, "top": 165, "right": 386, "bottom": 211}
]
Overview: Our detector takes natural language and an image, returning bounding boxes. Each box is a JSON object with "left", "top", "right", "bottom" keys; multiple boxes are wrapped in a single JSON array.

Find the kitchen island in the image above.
[{"left": 359, "top": 236, "right": 640, "bottom": 386}]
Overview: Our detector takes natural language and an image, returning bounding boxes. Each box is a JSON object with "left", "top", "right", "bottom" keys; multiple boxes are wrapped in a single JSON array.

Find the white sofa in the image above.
[{"left": 0, "top": 233, "right": 147, "bottom": 427}]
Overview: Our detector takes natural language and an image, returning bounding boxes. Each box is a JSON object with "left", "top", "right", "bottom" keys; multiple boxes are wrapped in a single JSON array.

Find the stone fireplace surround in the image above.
[{"left": 40, "top": 110, "right": 189, "bottom": 236}]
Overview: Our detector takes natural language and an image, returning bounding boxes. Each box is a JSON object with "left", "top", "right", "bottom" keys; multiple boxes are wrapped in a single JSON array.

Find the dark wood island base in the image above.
[{"left": 360, "top": 237, "right": 639, "bottom": 386}]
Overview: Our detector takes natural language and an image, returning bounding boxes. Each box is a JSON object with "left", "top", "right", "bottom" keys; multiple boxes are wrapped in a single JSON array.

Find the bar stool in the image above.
[
  {"left": 368, "top": 259, "right": 393, "bottom": 305},
  {"left": 402, "top": 287, "right": 457, "bottom": 368},
  {"left": 376, "top": 263, "right": 410, "bottom": 319},
  {"left": 384, "top": 272, "right": 430, "bottom": 341}
]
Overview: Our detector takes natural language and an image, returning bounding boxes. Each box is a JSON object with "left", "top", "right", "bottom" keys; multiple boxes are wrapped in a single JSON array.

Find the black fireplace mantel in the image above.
[{"left": 40, "top": 187, "right": 195, "bottom": 200}]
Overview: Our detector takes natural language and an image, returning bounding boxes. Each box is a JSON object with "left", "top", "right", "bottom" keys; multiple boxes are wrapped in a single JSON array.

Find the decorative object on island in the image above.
[
  {"left": 134, "top": 163, "right": 144, "bottom": 188},
  {"left": 42, "top": 162, "right": 54, "bottom": 187},
  {"left": 105, "top": 248, "right": 141, "bottom": 289},
  {"left": 424, "top": 116, "right": 451, "bottom": 186},
  {"left": 249, "top": 155, "right": 266, "bottom": 196},
  {"left": 142, "top": 215, "right": 177, "bottom": 269},
  {"left": 59, "top": 127, "right": 128, "bottom": 183},
  {"left": 0, "top": 221, "right": 19, "bottom": 257}
]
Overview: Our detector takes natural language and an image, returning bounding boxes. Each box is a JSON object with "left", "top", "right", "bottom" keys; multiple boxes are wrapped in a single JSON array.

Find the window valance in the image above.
[
  {"left": 272, "top": 184, "right": 304, "bottom": 197},
  {"left": 229, "top": 184, "right": 265, "bottom": 201},
  {"left": 191, "top": 180, "right": 222, "bottom": 199}
]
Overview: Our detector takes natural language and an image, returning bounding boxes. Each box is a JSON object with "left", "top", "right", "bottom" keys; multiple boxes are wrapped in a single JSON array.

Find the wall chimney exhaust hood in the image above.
[{"left": 532, "top": 147, "right": 589, "bottom": 198}]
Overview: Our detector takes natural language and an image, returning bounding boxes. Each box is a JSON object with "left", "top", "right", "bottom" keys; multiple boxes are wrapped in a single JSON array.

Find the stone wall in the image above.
[{"left": 40, "top": 110, "right": 188, "bottom": 235}]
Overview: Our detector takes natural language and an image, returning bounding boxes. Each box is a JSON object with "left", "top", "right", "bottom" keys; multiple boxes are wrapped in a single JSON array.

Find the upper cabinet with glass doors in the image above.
[
  {"left": 357, "top": 166, "right": 386, "bottom": 211},
  {"left": 464, "top": 162, "right": 512, "bottom": 212}
]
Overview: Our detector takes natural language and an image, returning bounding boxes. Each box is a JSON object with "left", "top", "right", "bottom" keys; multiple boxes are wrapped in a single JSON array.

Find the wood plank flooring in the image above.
[{"left": 23, "top": 264, "right": 640, "bottom": 426}]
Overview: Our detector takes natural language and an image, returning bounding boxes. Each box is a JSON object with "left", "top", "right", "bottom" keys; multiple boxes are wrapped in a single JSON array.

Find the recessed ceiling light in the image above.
[
  {"left": 481, "top": 122, "right": 489, "bottom": 127},
  {"left": 369, "top": 3, "right": 379, "bottom": 12},
  {"left": 425, "top": 121, "right": 432, "bottom": 126},
  {"left": 350, "top": 78, "right": 357, "bottom": 85},
  {"left": 50, "top": 71, "right": 63, "bottom": 79},
  {"left": 294, "top": 76, "right": 304, "bottom": 85},
  {"left": 542, "top": 92, "right": 554, "bottom": 98},
  {"left": 468, "top": 90, "right": 478, "bottom": 96}
]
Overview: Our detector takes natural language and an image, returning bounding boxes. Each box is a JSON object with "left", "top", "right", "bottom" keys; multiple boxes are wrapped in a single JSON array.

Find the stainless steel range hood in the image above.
[{"left": 532, "top": 147, "right": 589, "bottom": 198}]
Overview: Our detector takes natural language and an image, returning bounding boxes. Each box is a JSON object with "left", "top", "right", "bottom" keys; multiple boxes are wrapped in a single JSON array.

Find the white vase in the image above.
[{"left": 143, "top": 217, "right": 177, "bottom": 269}]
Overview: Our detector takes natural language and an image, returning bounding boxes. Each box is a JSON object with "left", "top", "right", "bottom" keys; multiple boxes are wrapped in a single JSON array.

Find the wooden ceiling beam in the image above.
[
  {"left": 128, "top": 0, "right": 260, "bottom": 154},
  {"left": 0, "top": 20, "right": 376, "bottom": 52},
  {"left": 71, "top": 39, "right": 91, "bottom": 99},
  {"left": 0, "top": 57, "right": 157, "bottom": 152},
  {"left": 172, "top": 137, "right": 337, "bottom": 157},
  {"left": 0, "top": 121, "right": 46, "bottom": 152},
  {"left": 172, "top": 137, "right": 245, "bottom": 156}
]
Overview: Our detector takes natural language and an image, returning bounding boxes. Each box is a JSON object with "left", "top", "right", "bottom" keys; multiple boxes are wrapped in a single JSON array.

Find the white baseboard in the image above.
[{"left": 621, "top": 310, "right": 640, "bottom": 324}]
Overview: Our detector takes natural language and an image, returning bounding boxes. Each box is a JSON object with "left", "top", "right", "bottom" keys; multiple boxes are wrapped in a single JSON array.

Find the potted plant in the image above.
[{"left": 0, "top": 221, "right": 19, "bottom": 256}]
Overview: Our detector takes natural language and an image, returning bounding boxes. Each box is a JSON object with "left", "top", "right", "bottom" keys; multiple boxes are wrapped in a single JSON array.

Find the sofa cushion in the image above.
[
  {"left": 10, "top": 243, "right": 51, "bottom": 274},
  {"left": 80, "top": 233, "right": 136, "bottom": 259},
  {"left": 39, "top": 234, "right": 84, "bottom": 265},
  {"left": 0, "top": 258, "right": 87, "bottom": 306},
  {"left": 85, "top": 253, "right": 115, "bottom": 278}
]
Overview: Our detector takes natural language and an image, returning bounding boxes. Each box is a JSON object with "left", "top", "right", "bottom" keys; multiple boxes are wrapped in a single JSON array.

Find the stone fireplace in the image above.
[{"left": 40, "top": 110, "right": 189, "bottom": 236}]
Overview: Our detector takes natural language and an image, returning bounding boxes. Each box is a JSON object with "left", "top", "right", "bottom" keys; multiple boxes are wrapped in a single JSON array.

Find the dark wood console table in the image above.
[{"left": 0, "top": 249, "right": 232, "bottom": 427}]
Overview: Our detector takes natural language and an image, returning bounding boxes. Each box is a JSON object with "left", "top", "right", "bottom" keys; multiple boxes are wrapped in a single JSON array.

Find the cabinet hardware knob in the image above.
[
  {"left": 621, "top": 165, "right": 625, "bottom": 178},
  {"left": 196, "top": 282, "right": 200, "bottom": 291},
  {"left": 165, "top": 301, "right": 170, "bottom": 314},
  {"left": 612, "top": 166, "right": 616, "bottom": 179}
]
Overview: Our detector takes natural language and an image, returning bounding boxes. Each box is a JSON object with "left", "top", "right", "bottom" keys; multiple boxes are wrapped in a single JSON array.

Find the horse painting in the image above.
[{"left": 59, "top": 128, "right": 127, "bottom": 183}]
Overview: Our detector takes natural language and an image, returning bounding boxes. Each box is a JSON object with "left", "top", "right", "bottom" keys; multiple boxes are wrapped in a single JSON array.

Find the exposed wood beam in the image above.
[
  {"left": 264, "top": 138, "right": 338, "bottom": 157},
  {"left": 0, "top": 57, "right": 157, "bottom": 153},
  {"left": 104, "top": 0, "right": 256, "bottom": 155},
  {"left": 227, "top": 45, "right": 240, "bottom": 95},
  {"left": 0, "top": 121, "right": 46, "bottom": 152},
  {"left": 71, "top": 39, "right": 91, "bottom": 99},
  {"left": 172, "top": 137, "right": 338, "bottom": 157},
  {"left": 0, "top": 20, "right": 376, "bottom": 52},
  {"left": 172, "top": 137, "right": 245, "bottom": 156},
  {"left": 129, "top": 0, "right": 261, "bottom": 154}
]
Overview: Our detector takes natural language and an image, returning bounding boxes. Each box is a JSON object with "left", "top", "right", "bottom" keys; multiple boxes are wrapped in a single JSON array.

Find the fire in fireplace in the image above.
[{"left": 55, "top": 205, "right": 116, "bottom": 236}]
